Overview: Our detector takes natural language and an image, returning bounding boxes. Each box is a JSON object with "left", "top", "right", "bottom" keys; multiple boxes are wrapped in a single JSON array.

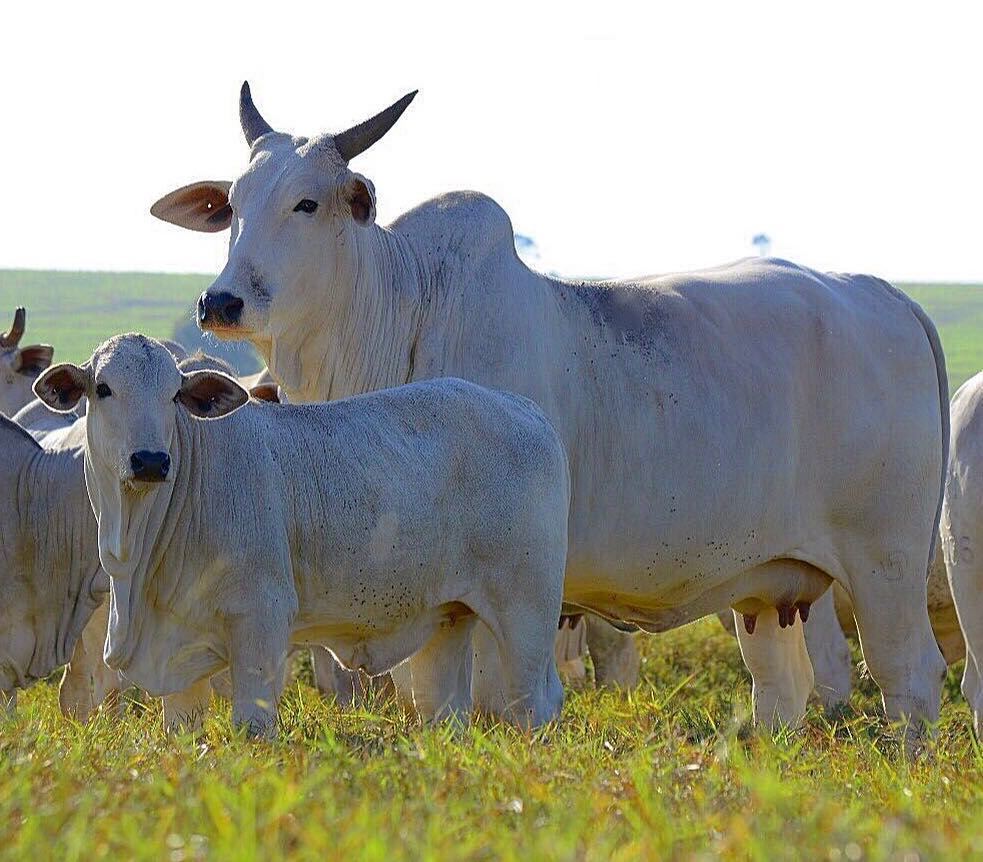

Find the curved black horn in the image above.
[
  {"left": 239, "top": 81, "right": 274, "bottom": 147},
  {"left": 0, "top": 307, "right": 25, "bottom": 350},
  {"left": 333, "top": 91, "right": 418, "bottom": 162}
]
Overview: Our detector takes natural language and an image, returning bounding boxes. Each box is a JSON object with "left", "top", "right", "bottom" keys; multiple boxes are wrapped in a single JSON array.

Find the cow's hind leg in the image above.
[
  {"left": 478, "top": 604, "right": 564, "bottom": 728},
  {"left": 846, "top": 548, "right": 945, "bottom": 731},
  {"left": 943, "top": 516, "right": 983, "bottom": 734},
  {"left": 734, "top": 607, "right": 814, "bottom": 729},
  {"left": 390, "top": 616, "right": 476, "bottom": 722},
  {"left": 802, "top": 588, "right": 852, "bottom": 709}
]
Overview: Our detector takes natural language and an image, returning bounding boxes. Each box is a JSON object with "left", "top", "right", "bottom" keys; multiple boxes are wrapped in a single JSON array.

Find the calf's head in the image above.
[
  {"left": 150, "top": 83, "right": 416, "bottom": 343},
  {"left": 0, "top": 308, "right": 54, "bottom": 416},
  {"left": 34, "top": 335, "right": 249, "bottom": 488}
]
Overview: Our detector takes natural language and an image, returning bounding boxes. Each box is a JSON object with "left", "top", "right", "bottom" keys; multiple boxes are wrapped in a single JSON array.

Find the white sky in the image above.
[{"left": 2, "top": 1, "right": 981, "bottom": 282}]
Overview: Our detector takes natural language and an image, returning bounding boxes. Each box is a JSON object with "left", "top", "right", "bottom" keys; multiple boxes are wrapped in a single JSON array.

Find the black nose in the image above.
[
  {"left": 130, "top": 450, "right": 171, "bottom": 483},
  {"left": 197, "top": 292, "right": 244, "bottom": 328}
]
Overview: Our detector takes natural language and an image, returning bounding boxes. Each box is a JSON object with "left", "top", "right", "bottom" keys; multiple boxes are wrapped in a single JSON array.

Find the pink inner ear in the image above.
[
  {"left": 348, "top": 181, "right": 374, "bottom": 224},
  {"left": 249, "top": 383, "right": 280, "bottom": 403},
  {"left": 17, "top": 345, "right": 54, "bottom": 374},
  {"left": 151, "top": 182, "right": 233, "bottom": 233},
  {"left": 179, "top": 372, "right": 248, "bottom": 416},
  {"left": 42, "top": 368, "right": 84, "bottom": 407}
]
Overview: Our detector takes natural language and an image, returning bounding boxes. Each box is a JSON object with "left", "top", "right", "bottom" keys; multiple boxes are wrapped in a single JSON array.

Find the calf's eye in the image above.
[
  {"left": 96, "top": 383, "right": 112, "bottom": 399},
  {"left": 293, "top": 199, "right": 318, "bottom": 214}
]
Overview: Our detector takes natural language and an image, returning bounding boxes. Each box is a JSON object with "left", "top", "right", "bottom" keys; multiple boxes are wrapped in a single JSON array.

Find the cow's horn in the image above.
[
  {"left": 240, "top": 81, "right": 274, "bottom": 147},
  {"left": 333, "top": 91, "right": 418, "bottom": 162},
  {"left": 0, "top": 307, "right": 25, "bottom": 350}
]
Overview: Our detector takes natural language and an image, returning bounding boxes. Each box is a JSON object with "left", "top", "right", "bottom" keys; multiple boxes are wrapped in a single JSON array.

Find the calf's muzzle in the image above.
[{"left": 130, "top": 450, "right": 171, "bottom": 483}]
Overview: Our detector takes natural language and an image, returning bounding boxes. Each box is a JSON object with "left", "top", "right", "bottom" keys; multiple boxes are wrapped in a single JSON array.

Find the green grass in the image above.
[
  {"left": 3, "top": 621, "right": 980, "bottom": 860},
  {"left": 1, "top": 271, "right": 982, "bottom": 394}
]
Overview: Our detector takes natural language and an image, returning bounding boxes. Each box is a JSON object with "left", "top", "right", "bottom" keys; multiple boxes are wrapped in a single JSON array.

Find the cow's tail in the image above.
[
  {"left": 913, "top": 298, "right": 950, "bottom": 572},
  {"left": 877, "top": 279, "right": 950, "bottom": 572}
]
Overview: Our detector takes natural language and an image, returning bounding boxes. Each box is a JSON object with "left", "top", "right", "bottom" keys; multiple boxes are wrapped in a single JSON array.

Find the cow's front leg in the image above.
[{"left": 228, "top": 617, "right": 290, "bottom": 739}]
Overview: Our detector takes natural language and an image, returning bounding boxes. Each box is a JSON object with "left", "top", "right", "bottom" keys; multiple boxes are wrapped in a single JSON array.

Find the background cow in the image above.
[
  {"left": 0, "top": 308, "right": 54, "bottom": 418},
  {"left": 940, "top": 371, "right": 983, "bottom": 734}
]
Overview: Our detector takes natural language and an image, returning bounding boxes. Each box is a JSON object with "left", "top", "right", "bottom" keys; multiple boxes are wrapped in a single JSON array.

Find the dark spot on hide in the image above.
[
  {"left": 571, "top": 281, "right": 674, "bottom": 362},
  {"left": 250, "top": 268, "right": 270, "bottom": 301}
]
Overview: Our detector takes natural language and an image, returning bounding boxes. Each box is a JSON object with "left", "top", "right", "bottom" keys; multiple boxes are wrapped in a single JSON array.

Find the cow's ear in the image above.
[
  {"left": 178, "top": 370, "right": 249, "bottom": 419},
  {"left": 34, "top": 363, "right": 89, "bottom": 412},
  {"left": 341, "top": 172, "right": 376, "bottom": 226},
  {"left": 14, "top": 344, "right": 54, "bottom": 376},
  {"left": 150, "top": 181, "right": 234, "bottom": 233},
  {"left": 249, "top": 382, "right": 281, "bottom": 403}
]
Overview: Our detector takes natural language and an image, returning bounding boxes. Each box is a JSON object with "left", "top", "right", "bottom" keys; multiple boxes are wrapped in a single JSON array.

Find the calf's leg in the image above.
[
  {"left": 389, "top": 617, "right": 476, "bottom": 722},
  {"left": 59, "top": 600, "right": 122, "bottom": 721},
  {"left": 481, "top": 605, "right": 564, "bottom": 728},
  {"left": 162, "top": 677, "right": 213, "bottom": 733}
]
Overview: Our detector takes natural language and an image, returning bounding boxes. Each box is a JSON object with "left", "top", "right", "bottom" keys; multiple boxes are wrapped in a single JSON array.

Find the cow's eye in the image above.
[
  {"left": 293, "top": 199, "right": 318, "bottom": 214},
  {"left": 95, "top": 383, "right": 112, "bottom": 399}
]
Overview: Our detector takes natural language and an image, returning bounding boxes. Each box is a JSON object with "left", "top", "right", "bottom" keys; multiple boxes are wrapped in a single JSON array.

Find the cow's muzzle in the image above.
[
  {"left": 130, "top": 450, "right": 171, "bottom": 483},
  {"left": 197, "top": 292, "right": 244, "bottom": 329}
]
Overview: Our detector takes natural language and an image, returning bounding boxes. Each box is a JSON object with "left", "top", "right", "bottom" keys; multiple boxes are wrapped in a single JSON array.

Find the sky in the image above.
[{"left": 2, "top": 0, "right": 982, "bottom": 282}]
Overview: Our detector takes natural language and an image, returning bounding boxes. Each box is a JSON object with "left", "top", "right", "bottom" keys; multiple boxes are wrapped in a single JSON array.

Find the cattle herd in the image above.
[{"left": 3, "top": 82, "right": 983, "bottom": 748}]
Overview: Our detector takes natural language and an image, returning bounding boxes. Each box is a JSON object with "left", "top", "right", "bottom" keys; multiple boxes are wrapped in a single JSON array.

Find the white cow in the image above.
[
  {"left": 0, "top": 414, "right": 106, "bottom": 705},
  {"left": 35, "top": 334, "right": 571, "bottom": 736},
  {"left": 940, "top": 371, "right": 983, "bottom": 733},
  {"left": 0, "top": 308, "right": 54, "bottom": 418},
  {"left": 149, "top": 84, "right": 949, "bottom": 731}
]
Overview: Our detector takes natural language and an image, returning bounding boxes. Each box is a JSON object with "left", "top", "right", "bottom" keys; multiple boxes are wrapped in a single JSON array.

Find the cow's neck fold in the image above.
[
  {"left": 91, "top": 416, "right": 198, "bottom": 669},
  {"left": 271, "top": 223, "right": 428, "bottom": 402}
]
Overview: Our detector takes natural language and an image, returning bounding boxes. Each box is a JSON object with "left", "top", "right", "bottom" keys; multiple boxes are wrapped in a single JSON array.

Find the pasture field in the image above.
[
  {"left": 2, "top": 621, "right": 982, "bottom": 860},
  {"left": 3, "top": 268, "right": 983, "bottom": 860},
  {"left": 2, "top": 270, "right": 983, "bottom": 393}
]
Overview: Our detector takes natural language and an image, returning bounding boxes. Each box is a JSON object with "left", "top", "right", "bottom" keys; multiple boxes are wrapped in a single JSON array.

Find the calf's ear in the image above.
[
  {"left": 178, "top": 370, "right": 249, "bottom": 419},
  {"left": 248, "top": 382, "right": 281, "bottom": 403},
  {"left": 150, "top": 181, "right": 234, "bottom": 233},
  {"left": 13, "top": 344, "right": 54, "bottom": 376},
  {"left": 34, "top": 363, "right": 89, "bottom": 412}
]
